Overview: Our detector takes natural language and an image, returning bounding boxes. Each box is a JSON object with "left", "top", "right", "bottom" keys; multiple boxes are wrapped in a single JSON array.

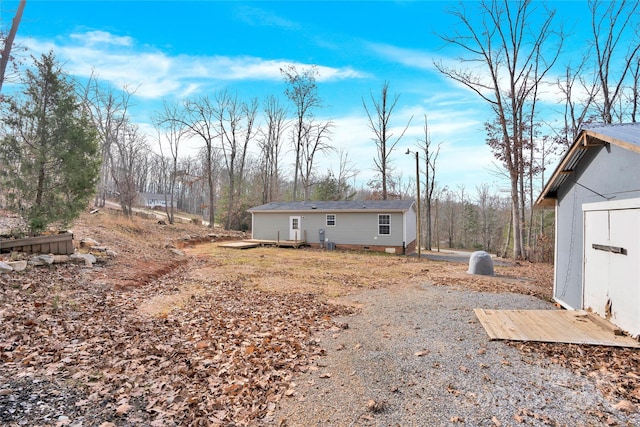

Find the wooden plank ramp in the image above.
[
  {"left": 218, "top": 241, "right": 262, "bottom": 249},
  {"left": 218, "top": 239, "right": 308, "bottom": 249},
  {"left": 474, "top": 309, "right": 640, "bottom": 348}
]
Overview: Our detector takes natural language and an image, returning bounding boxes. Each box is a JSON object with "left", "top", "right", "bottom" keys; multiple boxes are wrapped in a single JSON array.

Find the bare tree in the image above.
[
  {"left": 417, "top": 115, "right": 441, "bottom": 251},
  {"left": 81, "top": 73, "right": 133, "bottom": 208},
  {"left": 281, "top": 65, "right": 322, "bottom": 201},
  {"left": 258, "top": 95, "right": 288, "bottom": 203},
  {"left": 435, "top": 0, "right": 562, "bottom": 259},
  {"left": 215, "top": 90, "right": 258, "bottom": 230},
  {"left": 362, "top": 81, "right": 412, "bottom": 200},
  {"left": 182, "top": 96, "right": 220, "bottom": 228},
  {"left": 111, "top": 123, "right": 147, "bottom": 216},
  {"left": 152, "top": 101, "right": 187, "bottom": 224},
  {"left": 334, "top": 146, "right": 359, "bottom": 200},
  {"left": 631, "top": 58, "right": 640, "bottom": 123},
  {"left": 590, "top": 0, "right": 640, "bottom": 123},
  {"left": 556, "top": 61, "right": 598, "bottom": 146},
  {"left": 0, "top": 0, "right": 25, "bottom": 94},
  {"left": 300, "top": 119, "right": 334, "bottom": 201}
]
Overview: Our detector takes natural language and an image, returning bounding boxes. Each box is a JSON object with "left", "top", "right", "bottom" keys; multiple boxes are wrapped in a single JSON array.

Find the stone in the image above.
[
  {"left": 52, "top": 255, "right": 70, "bottom": 264},
  {"left": 80, "top": 238, "right": 100, "bottom": 247},
  {"left": 29, "top": 254, "right": 54, "bottom": 266},
  {"left": 467, "top": 251, "right": 495, "bottom": 276},
  {"left": 0, "top": 261, "right": 13, "bottom": 273},
  {"left": 170, "top": 248, "right": 185, "bottom": 256},
  {"left": 6, "top": 260, "right": 27, "bottom": 272},
  {"left": 70, "top": 253, "right": 96, "bottom": 267},
  {"left": 105, "top": 249, "right": 118, "bottom": 258}
]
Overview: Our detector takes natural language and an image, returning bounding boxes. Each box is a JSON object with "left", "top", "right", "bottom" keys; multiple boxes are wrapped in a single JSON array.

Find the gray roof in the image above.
[
  {"left": 536, "top": 123, "right": 640, "bottom": 207},
  {"left": 249, "top": 200, "right": 415, "bottom": 213},
  {"left": 581, "top": 122, "right": 640, "bottom": 147}
]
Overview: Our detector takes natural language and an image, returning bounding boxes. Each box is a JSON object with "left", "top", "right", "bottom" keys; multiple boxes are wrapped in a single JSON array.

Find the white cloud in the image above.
[
  {"left": 367, "top": 42, "right": 435, "bottom": 71},
  {"left": 70, "top": 31, "right": 133, "bottom": 47},
  {"left": 21, "top": 31, "right": 366, "bottom": 100}
]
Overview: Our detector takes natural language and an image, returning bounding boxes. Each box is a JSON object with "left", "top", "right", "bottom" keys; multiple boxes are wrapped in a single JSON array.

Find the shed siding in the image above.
[
  {"left": 554, "top": 144, "right": 640, "bottom": 309},
  {"left": 252, "top": 211, "right": 409, "bottom": 247}
]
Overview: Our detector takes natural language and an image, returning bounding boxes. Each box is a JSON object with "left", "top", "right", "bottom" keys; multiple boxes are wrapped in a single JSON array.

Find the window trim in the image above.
[
  {"left": 378, "top": 214, "right": 391, "bottom": 235},
  {"left": 326, "top": 214, "right": 336, "bottom": 227}
]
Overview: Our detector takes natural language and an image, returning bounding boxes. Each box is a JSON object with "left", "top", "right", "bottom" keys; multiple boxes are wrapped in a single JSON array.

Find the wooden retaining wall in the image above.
[{"left": 0, "top": 232, "right": 74, "bottom": 255}]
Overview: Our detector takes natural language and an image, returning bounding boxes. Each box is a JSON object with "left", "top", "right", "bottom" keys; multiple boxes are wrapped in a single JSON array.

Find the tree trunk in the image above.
[{"left": 0, "top": 0, "right": 26, "bottom": 93}]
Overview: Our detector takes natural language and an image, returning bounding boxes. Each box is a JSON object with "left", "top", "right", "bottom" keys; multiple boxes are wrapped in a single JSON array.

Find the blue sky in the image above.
[{"left": 3, "top": 1, "right": 597, "bottom": 197}]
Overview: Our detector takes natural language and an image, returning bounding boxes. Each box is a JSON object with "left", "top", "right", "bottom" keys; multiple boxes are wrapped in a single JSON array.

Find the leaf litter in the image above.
[{"left": 1, "top": 208, "right": 639, "bottom": 425}]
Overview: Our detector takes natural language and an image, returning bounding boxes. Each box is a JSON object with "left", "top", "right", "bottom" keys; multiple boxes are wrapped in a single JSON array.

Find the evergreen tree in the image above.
[{"left": 0, "top": 52, "right": 100, "bottom": 233}]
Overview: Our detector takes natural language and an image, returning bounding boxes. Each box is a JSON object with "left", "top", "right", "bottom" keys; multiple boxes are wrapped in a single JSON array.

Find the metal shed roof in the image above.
[
  {"left": 535, "top": 123, "right": 640, "bottom": 207},
  {"left": 248, "top": 199, "right": 415, "bottom": 213}
]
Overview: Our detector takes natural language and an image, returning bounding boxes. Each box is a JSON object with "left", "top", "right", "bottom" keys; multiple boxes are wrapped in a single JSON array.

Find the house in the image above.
[
  {"left": 248, "top": 200, "right": 417, "bottom": 254},
  {"left": 138, "top": 192, "right": 177, "bottom": 209},
  {"left": 536, "top": 123, "right": 640, "bottom": 336}
]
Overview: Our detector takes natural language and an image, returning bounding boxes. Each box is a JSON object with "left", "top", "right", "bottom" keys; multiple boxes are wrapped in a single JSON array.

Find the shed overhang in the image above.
[{"left": 535, "top": 125, "right": 640, "bottom": 208}]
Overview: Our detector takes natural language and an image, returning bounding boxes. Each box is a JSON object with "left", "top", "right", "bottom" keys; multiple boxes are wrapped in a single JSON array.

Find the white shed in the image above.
[{"left": 536, "top": 123, "right": 640, "bottom": 336}]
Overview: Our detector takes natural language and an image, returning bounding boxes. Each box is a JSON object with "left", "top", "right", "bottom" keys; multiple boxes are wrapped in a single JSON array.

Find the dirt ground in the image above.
[{"left": 1, "top": 208, "right": 639, "bottom": 426}]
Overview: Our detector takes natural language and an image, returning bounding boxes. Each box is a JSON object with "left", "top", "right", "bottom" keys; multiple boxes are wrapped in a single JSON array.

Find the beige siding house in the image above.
[{"left": 248, "top": 200, "right": 417, "bottom": 254}]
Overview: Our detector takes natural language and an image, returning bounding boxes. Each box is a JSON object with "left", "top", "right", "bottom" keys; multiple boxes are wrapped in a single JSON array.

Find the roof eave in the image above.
[
  {"left": 249, "top": 208, "right": 411, "bottom": 214},
  {"left": 535, "top": 131, "right": 607, "bottom": 207}
]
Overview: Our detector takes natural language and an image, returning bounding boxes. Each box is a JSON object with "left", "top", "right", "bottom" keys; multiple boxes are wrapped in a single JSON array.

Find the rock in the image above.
[
  {"left": 467, "top": 251, "right": 495, "bottom": 276},
  {"left": 170, "top": 248, "right": 185, "bottom": 256},
  {"left": 6, "top": 260, "right": 27, "bottom": 272},
  {"left": 29, "top": 254, "right": 54, "bottom": 266},
  {"left": 80, "top": 238, "right": 100, "bottom": 247},
  {"left": 105, "top": 249, "right": 118, "bottom": 258},
  {"left": 0, "top": 261, "right": 13, "bottom": 273},
  {"left": 52, "top": 255, "right": 70, "bottom": 264},
  {"left": 180, "top": 234, "right": 192, "bottom": 241},
  {"left": 70, "top": 253, "right": 96, "bottom": 267}
]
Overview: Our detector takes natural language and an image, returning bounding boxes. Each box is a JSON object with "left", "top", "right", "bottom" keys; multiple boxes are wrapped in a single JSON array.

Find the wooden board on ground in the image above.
[
  {"left": 218, "top": 241, "right": 262, "bottom": 249},
  {"left": 474, "top": 309, "right": 640, "bottom": 348},
  {"left": 218, "top": 239, "right": 308, "bottom": 249}
]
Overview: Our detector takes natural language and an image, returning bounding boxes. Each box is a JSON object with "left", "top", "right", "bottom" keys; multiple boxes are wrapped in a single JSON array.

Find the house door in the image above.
[
  {"left": 289, "top": 216, "right": 301, "bottom": 241},
  {"left": 583, "top": 206, "right": 640, "bottom": 335}
]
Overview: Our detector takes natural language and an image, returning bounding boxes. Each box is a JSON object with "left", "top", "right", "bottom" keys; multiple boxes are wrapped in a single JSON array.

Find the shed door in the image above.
[
  {"left": 583, "top": 208, "right": 640, "bottom": 335},
  {"left": 289, "top": 216, "right": 301, "bottom": 241}
]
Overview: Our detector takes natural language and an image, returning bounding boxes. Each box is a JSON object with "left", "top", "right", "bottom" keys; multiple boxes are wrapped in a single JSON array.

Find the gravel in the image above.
[{"left": 273, "top": 282, "right": 638, "bottom": 426}]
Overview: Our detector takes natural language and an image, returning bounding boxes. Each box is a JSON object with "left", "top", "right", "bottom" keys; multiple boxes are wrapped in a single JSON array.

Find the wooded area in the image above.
[{"left": 1, "top": 0, "right": 639, "bottom": 261}]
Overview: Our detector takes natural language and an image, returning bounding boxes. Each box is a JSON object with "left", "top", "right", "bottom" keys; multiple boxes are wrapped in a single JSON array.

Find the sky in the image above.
[{"left": 1, "top": 0, "right": 600, "bottom": 198}]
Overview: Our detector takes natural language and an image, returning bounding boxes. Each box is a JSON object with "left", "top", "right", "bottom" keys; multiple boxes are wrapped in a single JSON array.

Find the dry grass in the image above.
[{"left": 186, "top": 244, "right": 554, "bottom": 301}]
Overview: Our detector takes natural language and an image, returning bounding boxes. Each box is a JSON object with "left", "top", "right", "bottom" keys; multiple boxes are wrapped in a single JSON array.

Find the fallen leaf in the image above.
[
  {"left": 115, "top": 403, "right": 132, "bottom": 416},
  {"left": 366, "top": 399, "right": 386, "bottom": 413},
  {"left": 614, "top": 399, "right": 636, "bottom": 413}
]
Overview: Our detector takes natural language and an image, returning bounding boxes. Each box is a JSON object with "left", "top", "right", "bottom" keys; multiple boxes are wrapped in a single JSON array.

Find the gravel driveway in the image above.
[{"left": 273, "top": 282, "right": 637, "bottom": 426}]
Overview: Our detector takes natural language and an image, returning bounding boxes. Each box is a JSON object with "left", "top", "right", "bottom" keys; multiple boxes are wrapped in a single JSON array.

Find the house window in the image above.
[
  {"left": 378, "top": 214, "right": 390, "bottom": 235},
  {"left": 326, "top": 214, "right": 336, "bottom": 226}
]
